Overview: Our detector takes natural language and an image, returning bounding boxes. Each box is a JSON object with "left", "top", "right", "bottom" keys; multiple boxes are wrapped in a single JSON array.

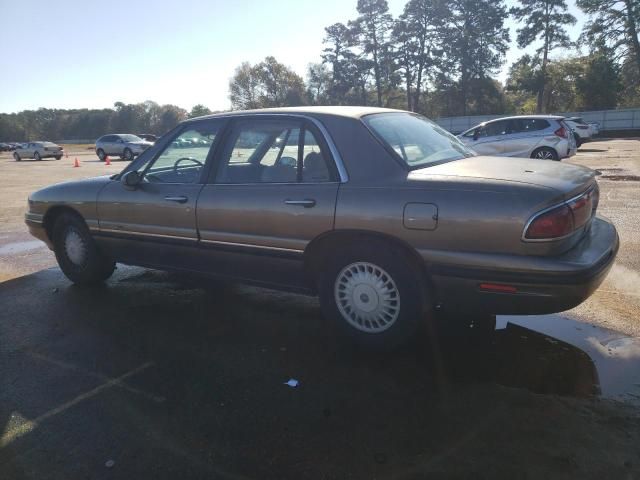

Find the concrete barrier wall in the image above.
[{"left": 435, "top": 108, "right": 640, "bottom": 134}]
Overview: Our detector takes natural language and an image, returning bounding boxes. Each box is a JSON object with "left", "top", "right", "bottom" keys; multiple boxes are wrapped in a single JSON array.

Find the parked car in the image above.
[
  {"left": 458, "top": 115, "right": 576, "bottom": 160},
  {"left": 587, "top": 121, "right": 600, "bottom": 136},
  {"left": 94, "top": 134, "right": 153, "bottom": 161},
  {"left": 564, "top": 117, "right": 593, "bottom": 147},
  {"left": 136, "top": 133, "right": 158, "bottom": 142},
  {"left": 13, "top": 141, "right": 64, "bottom": 161},
  {"left": 25, "top": 107, "right": 618, "bottom": 349},
  {"left": 0, "top": 142, "right": 12, "bottom": 152}
]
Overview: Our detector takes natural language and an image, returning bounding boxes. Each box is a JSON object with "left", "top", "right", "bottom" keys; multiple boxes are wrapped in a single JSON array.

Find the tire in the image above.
[
  {"left": 574, "top": 133, "right": 582, "bottom": 148},
  {"left": 96, "top": 149, "right": 106, "bottom": 161},
  {"left": 34, "top": 151, "right": 41, "bottom": 161},
  {"left": 52, "top": 212, "right": 115, "bottom": 285},
  {"left": 531, "top": 147, "right": 559, "bottom": 161},
  {"left": 317, "top": 240, "right": 427, "bottom": 350},
  {"left": 13, "top": 152, "right": 21, "bottom": 161},
  {"left": 55, "top": 155, "right": 62, "bottom": 160},
  {"left": 123, "top": 148, "right": 134, "bottom": 161}
]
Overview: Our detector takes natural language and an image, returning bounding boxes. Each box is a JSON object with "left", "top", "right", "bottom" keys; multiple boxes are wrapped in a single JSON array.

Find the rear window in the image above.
[
  {"left": 364, "top": 113, "right": 474, "bottom": 168},
  {"left": 119, "top": 134, "right": 143, "bottom": 142}
]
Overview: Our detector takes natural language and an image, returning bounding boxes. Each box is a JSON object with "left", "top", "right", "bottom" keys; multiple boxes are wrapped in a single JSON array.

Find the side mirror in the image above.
[{"left": 121, "top": 170, "right": 141, "bottom": 189}]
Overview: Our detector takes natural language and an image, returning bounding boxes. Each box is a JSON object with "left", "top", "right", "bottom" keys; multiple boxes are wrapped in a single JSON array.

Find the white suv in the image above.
[{"left": 458, "top": 116, "right": 576, "bottom": 161}]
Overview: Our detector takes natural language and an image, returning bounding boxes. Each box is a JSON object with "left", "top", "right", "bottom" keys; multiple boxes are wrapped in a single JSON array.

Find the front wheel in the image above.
[
  {"left": 531, "top": 147, "right": 559, "bottom": 161},
  {"left": 318, "top": 241, "right": 427, "bottom": 350},
  {"left": 34, "top": 151, "right": 41, "bottom": 161},
  {"left": 13, "top": 152, "right": 21, "bottom": 161},
  {"left": 52, "top": 213, "right": 115, "bottom": 285},
  {"left": 123, "top": 148, "right": 134, "bottom": 161},
  {"left": 96, "top": 149, "right": 106, "bottom": 161}
]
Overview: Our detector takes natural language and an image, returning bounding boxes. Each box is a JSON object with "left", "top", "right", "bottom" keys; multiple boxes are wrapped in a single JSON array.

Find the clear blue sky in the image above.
[{"left": 0, "top": 0, "right": 585, "bottom": 113}]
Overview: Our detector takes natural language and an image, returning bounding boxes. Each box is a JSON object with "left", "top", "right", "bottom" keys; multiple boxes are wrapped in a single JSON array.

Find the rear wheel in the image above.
[
  {"left": 52, "top": 213, "right": 115, "bottom": 285},
  {"left": 96, "top": 149, "right": 106, "bottom": 161},
  {"left": 55, "top": 155, "right": 62, "bottom": 160},
  {"left": 318, "top": 241, "right": 427, "bottom": 350},
  {"left": 34, "top": 151, "right": 41, "bottom": 161},
  {"left": 13, "top": 152, "right": 21, "bottom": 161},
  {"left": 123, "top": 148, "right": 134, "bottom": 161},
  {"left": 531, "top": 147, "right": 559, "bottom": 161}
]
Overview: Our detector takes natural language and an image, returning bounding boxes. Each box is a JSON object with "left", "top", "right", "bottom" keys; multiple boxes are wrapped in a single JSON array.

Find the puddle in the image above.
[
  {"left": 497, "top": 315, "right": 640, "bottom": 404},
  {"left": 0, "top": 240, "right": 44, "bottom": 256}
]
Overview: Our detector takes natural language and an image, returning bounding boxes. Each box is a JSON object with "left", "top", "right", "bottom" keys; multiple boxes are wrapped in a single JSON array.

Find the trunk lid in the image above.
[{"left": 409, "top": 156, "right": 595, "bottom": 199}]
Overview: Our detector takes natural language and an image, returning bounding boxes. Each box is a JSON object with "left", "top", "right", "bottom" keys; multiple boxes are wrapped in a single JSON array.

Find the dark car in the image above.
[
  {"left": 137, "top": 133, "right": 158, "bottom": 142},
  {"left": 25, "top": 107, "right": 618, "bottom": 349}
]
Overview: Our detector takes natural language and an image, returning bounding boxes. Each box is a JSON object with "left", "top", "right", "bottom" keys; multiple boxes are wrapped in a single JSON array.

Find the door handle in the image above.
[
  {"left": 164, "top": 195, "right": 188, "bottom": 204},
  {"left": 284, "top": 199, "right": 316, "bottom": 208}
]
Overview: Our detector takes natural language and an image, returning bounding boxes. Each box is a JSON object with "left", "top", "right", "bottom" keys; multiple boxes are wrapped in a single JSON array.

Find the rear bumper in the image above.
[{"left": 427, "top": 216, "right": 619, "bottom": 315}]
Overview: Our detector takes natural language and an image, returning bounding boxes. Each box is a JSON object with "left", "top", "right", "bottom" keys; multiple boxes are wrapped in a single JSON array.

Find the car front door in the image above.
[
  {"left": 195, "top": 116, "right": 340, "bottom": 289},
  {"left": 95, "top": 120, "right": 225, "bottom": 267},
  {"left": 469, "top": 120, "right": 508, "bottom": 156}
]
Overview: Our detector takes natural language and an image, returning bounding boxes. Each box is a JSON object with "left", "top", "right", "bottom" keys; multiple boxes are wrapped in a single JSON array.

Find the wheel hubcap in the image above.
[
  {"left": 64, "top": 229, "right": 86, "bottom": 266},
  {"left": 536, "top": 150, "right": 553, "bottom": 159},
  {"left": 334, "top": 262, "right": 400, "bottom": 333}
]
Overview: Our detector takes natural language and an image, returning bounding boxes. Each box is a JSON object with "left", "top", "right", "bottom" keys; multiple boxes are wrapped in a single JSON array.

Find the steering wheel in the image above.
[{"left": 173, "top": 157, "right": 203, "bottom": 174}]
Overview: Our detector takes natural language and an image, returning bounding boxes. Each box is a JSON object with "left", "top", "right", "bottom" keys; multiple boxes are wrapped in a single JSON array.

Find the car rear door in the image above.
[
  {"left": 500, "top": 118, "right": 547, "bottom": 158},
  {"left": 95, "top": 120, "right": 226, "bottom": 267},
  {"left": 195, "top": 116, "right": 340, "bottom": 289}
]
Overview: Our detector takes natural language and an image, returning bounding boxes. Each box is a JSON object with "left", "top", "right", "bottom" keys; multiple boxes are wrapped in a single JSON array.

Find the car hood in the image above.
[
  {"left": 408, "top": 156, "right": 595, "bottom": 199},
  {"left": 126, "top": 141, "right": 153, "bottom": 147}
]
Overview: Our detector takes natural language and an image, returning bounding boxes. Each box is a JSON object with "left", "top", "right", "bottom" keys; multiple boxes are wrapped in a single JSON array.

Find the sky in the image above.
[{"left": 0, "top": 0, "right": 586, "bottom": 114}]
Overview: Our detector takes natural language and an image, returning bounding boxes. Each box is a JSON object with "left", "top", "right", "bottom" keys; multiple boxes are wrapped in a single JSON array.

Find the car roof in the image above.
[
  {"left": 187, "top": 106, "right": 403, "bottom": 122},
  {"left": 485, "top": 115, "right": 564, "bottom": 122}
]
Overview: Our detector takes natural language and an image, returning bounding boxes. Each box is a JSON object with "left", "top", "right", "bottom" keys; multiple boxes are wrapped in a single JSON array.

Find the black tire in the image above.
[
  {"left": 123, "top": 148, "right": 134, "bottom": 161},
  {"left": 317, "top": 240, "right": 428, "bottom": 350},
  {"left": 531, "top": 147, "right": 559, "bottom": 161},
  {"left": 96, "top": 149, "right": 106, "bottom": 161},
  {"left": 55, "top": 155, "right": 62, "bottom": 160},
  {"left": 52, "top": 212, "right": 115, "bottom": 285},
  {"left": 574, "top": 132, "right": 582, "bottom": 148},
  {"left": 13, "top": 152, "right": 21, "bottom": 161},
  {"left": 34, "top": 151, "right": 41, "bottom": 161}
]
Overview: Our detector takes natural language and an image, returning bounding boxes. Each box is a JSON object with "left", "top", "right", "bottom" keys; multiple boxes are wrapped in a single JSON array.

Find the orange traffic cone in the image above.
[
  {"left": 105, "top": 156, "right": 111, "bottom": 166},
  {"left": 73, "top": 158, "right": 80, "bottom": 168}
]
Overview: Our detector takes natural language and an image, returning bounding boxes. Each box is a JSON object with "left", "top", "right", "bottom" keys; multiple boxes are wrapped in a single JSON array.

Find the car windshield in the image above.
[
  {"left": 120, "top": 134, "right": 143, "bottom": 142},
  {"left": 364, "top": 113, "right": 475, "bottom": 168}
]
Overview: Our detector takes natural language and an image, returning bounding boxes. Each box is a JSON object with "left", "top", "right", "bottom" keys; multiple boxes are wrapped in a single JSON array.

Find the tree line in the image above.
[
  {"left": 1, "top": 0, "right": 638, "bottom": 142},
  {"left": 230, "top": 0, "right": 640, "bottom": 117},
  {"left": 0, "top": 101, "right": 214, "bottom": 143}
]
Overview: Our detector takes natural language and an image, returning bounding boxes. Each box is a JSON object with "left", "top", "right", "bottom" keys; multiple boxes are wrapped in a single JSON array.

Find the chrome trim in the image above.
[
  {"left": 98, "top": 228, "right": 198, "bottom": 242},
  {"left": 198, "top": 112, "right": 349, "bottom": 183},
  {"left": 521, "top": 184, "right": 597, "bottom": 242},
  {"left": 200, "top": 239, "right": 304, "bottom": 254}
]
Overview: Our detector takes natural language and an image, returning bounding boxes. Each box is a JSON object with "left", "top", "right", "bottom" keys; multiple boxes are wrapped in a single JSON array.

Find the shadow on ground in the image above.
[{"left": 1, "top": 268, "right": 639, "bottom": 479}]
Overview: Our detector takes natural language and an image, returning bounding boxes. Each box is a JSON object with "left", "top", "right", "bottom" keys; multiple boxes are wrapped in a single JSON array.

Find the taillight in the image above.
[
  {"left": 554, "top": 126, "right": 567, "bottom": 138},
  {"left": 525, "top": 204, "right": 573, "bottom": 239},
  {"left": 524, "top": 186, "right": 598, "bottom": 240},
  {"left": 568, "top": 195, "right": 591, "bottom": 228}
]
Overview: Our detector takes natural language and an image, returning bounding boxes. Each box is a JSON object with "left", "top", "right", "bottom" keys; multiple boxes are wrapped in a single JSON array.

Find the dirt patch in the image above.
[{"left": 601, "top": 175, "right": 640, "bottom": 181}]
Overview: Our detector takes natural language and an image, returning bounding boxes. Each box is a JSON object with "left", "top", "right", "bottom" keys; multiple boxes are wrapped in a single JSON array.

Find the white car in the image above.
[
  {"left": 564, "top": 117, "right": 593, "bottom": 148},
  {"left": 13, "top": 141, "right": 64, "bottom": 161},
  {"left": 458, "top": 115, "right": 576, "bottom": 160}
]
